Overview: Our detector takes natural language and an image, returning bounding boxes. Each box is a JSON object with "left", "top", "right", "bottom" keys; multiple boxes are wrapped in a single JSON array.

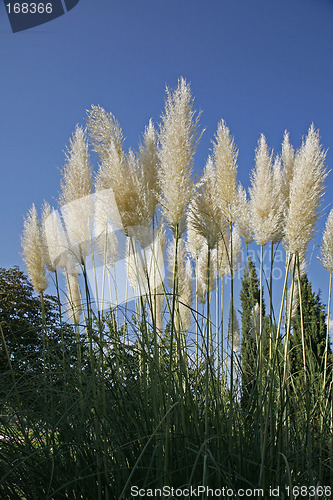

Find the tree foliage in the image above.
[
  {"left": 290, "top": 274, "right": 332, "bottom": 380},
  {"left": 240, "top": 259, "right": 270, "bottom": 407},
  {"left": 0, "top": 266, "right": 75, "bottom": 381}
]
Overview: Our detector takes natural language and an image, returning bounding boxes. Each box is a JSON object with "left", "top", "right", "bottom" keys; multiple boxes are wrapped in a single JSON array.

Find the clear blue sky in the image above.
[{"left": 1, "top": 0, "right": 333, "bottom": 305}]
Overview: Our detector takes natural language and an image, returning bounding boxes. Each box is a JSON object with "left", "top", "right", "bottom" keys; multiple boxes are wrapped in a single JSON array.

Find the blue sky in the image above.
[{"left": 1, "top": 0, "right": 333, "bottom": 309}]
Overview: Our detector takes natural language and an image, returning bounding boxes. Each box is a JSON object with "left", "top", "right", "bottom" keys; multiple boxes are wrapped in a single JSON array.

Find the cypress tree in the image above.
[
  {"left": 240, "top": 259, "right": 261, "bottom": 407},
  {"left": 290, "top": 274, "right": 332, "bottom": 381}
]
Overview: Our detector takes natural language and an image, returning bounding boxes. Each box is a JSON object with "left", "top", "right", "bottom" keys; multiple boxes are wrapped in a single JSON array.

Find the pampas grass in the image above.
[
  {"left": 21, "top": 204, "right": 48, "bottom": 294},
  {"left": 10, "top": 81, "right": 333, "bottom": 498},
  {"left": 188, "top": 156, "right": 225, "bottom": 250},
  {"left": 214, "top": 120, "right": 238, "bottom": 224},
  {"left": 249, "top": 134, "right": 281, "bottom": 247},
  {"left": 158, "top": 77, "right": 200, "bottom": 235},
  {"left": 284, "top": 124, "right": 327, "bottom": 256},
  {"left": 235, "top": 183, "right": 253, "bottom": 245}
]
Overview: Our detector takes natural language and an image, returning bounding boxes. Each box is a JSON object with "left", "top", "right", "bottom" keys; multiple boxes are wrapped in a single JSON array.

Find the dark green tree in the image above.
[
  {"left": 0, "top": 267, "right": 77, "bottom": 395},
  {"left": 290, "top": 274, "right": 332, "bottom": 381},
  {"left": 240, "top": 259, "right": 261, "bottom": 407},
  {"left": 240, "top": 259, "right": 270, "bottom": 407}
]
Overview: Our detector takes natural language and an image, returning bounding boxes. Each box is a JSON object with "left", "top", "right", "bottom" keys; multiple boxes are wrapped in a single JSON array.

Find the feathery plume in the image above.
[
  {"left": 42, "top": 202, "right": 70, "bottom": 271},
  {"left": 186, "top": 207, "right": 206, "bottom": 259},
  {"left": 213, "top": 120, "right": 238, "bottom": 223},
  {"left": 319, "top": 208, "right": 333, "bottom": 273},
  {"left": 271, "top": 154, "right": 284, "bottom": 243},
  {"left": 126, "top": 226, "right": 165, "bottom": 297},
  {"left": 249, "top": 135, "right": 281, "bottom": 246},
  {"left": 139, "top": 119, "right": 160, "bottom": 220},
  {"left": 284, "top": 124, "right": 327, "bottom": 256},
  {"left": 89, "top": 106, "right": 153, "bottom": 238},
  {"left": 94, "top": 190, "right": 119, "bottom": 267},
  {"left": 21, "top": 204, "right": 48, "bottom": 294},
  {"left": 281, "top": 130, "right": 295, "bottom": 210},
  {"left": 60, "top": 126, "right": 92, "bottom": 205},
  {"left": 60, "top": 126, "right": 93, "bottom": 260},
  {"left": 158, "top": 77, "right": 200, "bottom": 234},
  {"left": 196, "top": 242, "right": 217, "bottom": 303},
  {"left": 188, "top": 157, "right": 225, "bottom": 249},
  {"left": 87, "top": 105, "right": 123, "bottom": 163},
  {"left": 235, "top": 184, "right": 253, "bottom": 245}
]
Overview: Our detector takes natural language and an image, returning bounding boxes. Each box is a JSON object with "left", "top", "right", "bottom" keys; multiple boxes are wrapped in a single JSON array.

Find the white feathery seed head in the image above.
[
  {"left": 284, "top": 124, "right": 327, "bottom": 256},
  {"left": 139, "top": 119, "right": 160, "bottom": 220},
  {"left": 158, "top": 77, "right": 200, "bottom": 234},
  {"left": 213, "top": 120, "right": 238, "bottom": 223},
  {"left": 319, "top": 208, "right": 333, "bottom": 273},
  {"left": 60, "top": 126, "right": 92, "bottom": 205},
  {"left": 126, "top": 227, "right": 165, "bottom": 297},
  {"left": 94, "top": 189, "right": 120, "bottom": 266},
  {"left": 60, "top": 126, "right": 94, "bottom": 261},
  {"left": 235, "top": 183, "right": 253, "bottom": 245},
  {"left": 87, "top": 104, "right": 124, "bottom": 163},
  {"left": 89, "top": 106, "right": 147, "bottom": 232},
  {"left": 42, "top": 202, "right": 70, "bottom": 271},
  {"left": 281, "top": 130, "right": 295, "bottom": 210},
  {"left": 249, "top": 134, "right": 281, "bottom": 246},
  {"left": 271, "top": 154, "right": 284, "bottom": 244},
  {"left": 21, "top": 204, "right": 48, "bottom": 294},
  {"left": 61, "top": 194, "right": 95, "bottom": 262},
  {"left": 186, "top": 206, "right": 206, "bottom": 259},
  {"left": 196, "top": 242, "right": 217, "bottom": 303},
  {"left": 188, "top": 157, "right": 225, "bottom": 249}
]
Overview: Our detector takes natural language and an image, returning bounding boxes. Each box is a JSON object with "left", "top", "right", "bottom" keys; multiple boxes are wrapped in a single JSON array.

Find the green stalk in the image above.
[
  {"left": 269, "top": 242, "right": 274, "bottom": 362},
  {"left": 221, "top": 276, "right": 224, "bottom": 390},
  {"left": 258, "top": 244, "right": 264, "bottom": 480},
  {"left": 82, "top": 259, "right": 102, "bottom": 500},
  {"left": 164, "top": 223, "right": 179, "bottom": 481},
  {"left": 203, "top": 246, "right": 211, "bottom": 487},
  {"left": 323, "top": 271, "right": 332, "bottom": 391},
  {"left": 216, "top": 271, "right": 220, "bottom": 382},
  {"left": 195, "top": 257, "right": 199, "bottom": 377},
  {"left": 282, "top": 255, "right": 296, "bottom": 452},
  {"left": 282, "top": 256, "right": 296, "bottom": 388},
  {"left": 228, "top": 222, "right": 234, "bottom": 471},
  {"left": 54, "top": 270, "right": 65, "bottom": 368},
  {"left": 296, "top": 253, "right": 307, "bottom": 384}
]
